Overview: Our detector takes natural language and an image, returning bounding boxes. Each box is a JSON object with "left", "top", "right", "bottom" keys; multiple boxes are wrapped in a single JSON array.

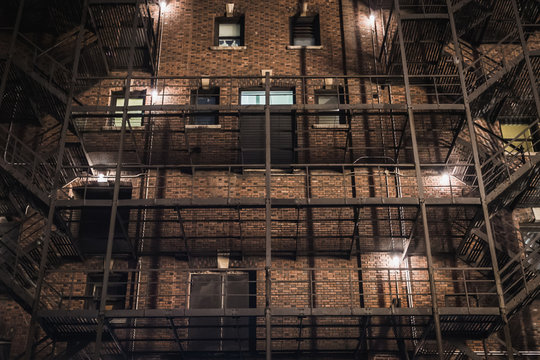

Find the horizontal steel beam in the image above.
[
  {"left": 71, "top": 103, "right": 465, "bottom": 114},
  {"left": 55, "top": 197, "right": 481, "bottom": 209},
  {"left": 38, "top": 306, "right": 501, "bottom": 319},
  {"left": 399, "top": 12, "right": 449, "bottom": 20}
]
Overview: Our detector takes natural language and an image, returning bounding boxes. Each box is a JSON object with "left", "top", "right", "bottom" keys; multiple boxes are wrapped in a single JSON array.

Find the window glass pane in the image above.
[
  {"left": 219, "top": 23, "right": 240, "bottom": 37},
  {"left": 241, "top": 91, "right": 294, "bottom": 105},
  {"left": 114, "top": 97, "right": 144, "bottom": 127},
  {"left": 219, "top": 38, "right": 240, "bottom": 47},
  {"left": 318, "top": 94, "right": 340, "bottom": 125},
  {"left": 294, "top": 36, "right": 315, "bottom": 46},
  {"left": 197, "top": 95, "right": 218, "bottom": 105},
  {"left": 501, "top": 124, "right": 534, "bottom": 153},
  {"left": 318, "top": 95, "right": 339, "bottom": 105}
]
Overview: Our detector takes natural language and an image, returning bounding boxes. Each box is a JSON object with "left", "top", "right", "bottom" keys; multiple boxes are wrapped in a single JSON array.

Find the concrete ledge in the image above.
[
  {"left": 209, "top": 46, "right": 247, "bottom": 51},
  {"left": 286, "top": 45, "right": 323, "bottom": 50},
  {"left": 312, "top": 124, "right": 348, "bottom": 129},
  {"left": 101, "top": 125, "right": 145, "bottom": 131},
  {"left": 185, "top": 124, "right": 222, "bottom": 130}
]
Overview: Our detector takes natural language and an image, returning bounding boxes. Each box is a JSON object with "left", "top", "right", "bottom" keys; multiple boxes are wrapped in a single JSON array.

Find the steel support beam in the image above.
[
  {"left": 264, "top": 71, "right": 272, "bottom": 360},
  {"left": 0, "top": 0, "right": 25, "bottom": 110},
  {"left": 54, "top": 196, "right": 482, "bottom": 208},
  {"left": 94, "top": 1, "right": 141, "bottom": 357},
  {"left": 394, "top": 1, "right": 444, "bottom": 358},
  {"left": 445, "top": 1, "right": 514, "bottom": 358},
  {"left": 23, "top": 2, "right": 89, "bottom": 358},
  {"left": 510, "top": 0, "right": 540, "bottom": 121}
]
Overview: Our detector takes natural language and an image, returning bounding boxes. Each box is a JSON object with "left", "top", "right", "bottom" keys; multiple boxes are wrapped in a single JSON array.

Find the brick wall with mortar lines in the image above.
[{"left": 1, "top": 0, "right": 538, "bottom": 358}]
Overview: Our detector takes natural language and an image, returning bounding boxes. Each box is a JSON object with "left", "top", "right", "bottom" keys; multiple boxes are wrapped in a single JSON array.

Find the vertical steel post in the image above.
[
  {"left": 0, "top": 0, "right": 25, "bottom": 110},
  {"left": 264, "top": 71, "right": 272, "bottom": 360},
  {"left": 445, "top": 2, "right": 514, "bottom": 358},
  {"left": 94, "top": 0, "right": 141, "bottom": 357},
  {"left": 393, "top": 1, "right": 444, "bottom": 358},
  {"left": 23, "top": 1, "right": 88, "bottom": 359},
  {"left": 510, "top": 0, "right": 540, "bottom": 117}
]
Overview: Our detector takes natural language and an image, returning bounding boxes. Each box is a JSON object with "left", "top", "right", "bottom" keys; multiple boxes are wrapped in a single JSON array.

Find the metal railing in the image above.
[
  {"left": 40, "top": 266, "right": 499, "bottom": 312},
  {"left": 58, "top": 163, "right": 479, "bottom": 203}
]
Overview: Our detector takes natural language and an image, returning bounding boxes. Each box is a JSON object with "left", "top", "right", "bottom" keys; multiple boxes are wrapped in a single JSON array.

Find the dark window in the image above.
[
  {"left": 290, "top": 15, "right": 320, "bottom": 46},
  {"left": 215, "top": 17, "right": 244, "bottom": 47},
  {"left": 85, "top": 273, "right": 128, "bottom": 311},
  {"left": 191, "top": 88, "right": 219, "bottom": 125},
  {"left": 110, "top": 90, "right": 146, "bottom": 127},
  {"left": 0, "top": 342, "right": 9, "bottom": 360},
  {"left": 188, "top": 272, "right": 255, "bottom": 352},
  {"left": 75, "top": 186, "right": 133, "bottom": 256},
  {"left": 316, "top": 88, "right": 346, "bottom": 125},
  {"left": 240, "top": 90, "right": 295, "bottom": 164}
]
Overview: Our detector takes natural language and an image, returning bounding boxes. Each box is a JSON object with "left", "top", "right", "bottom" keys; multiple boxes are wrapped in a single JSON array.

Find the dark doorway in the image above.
[
  {"left": 188, "top": 272, "right": 254, "bottom": 352},
  {"left": 74, "top": 186, "right": 133, "bottom": 256}
]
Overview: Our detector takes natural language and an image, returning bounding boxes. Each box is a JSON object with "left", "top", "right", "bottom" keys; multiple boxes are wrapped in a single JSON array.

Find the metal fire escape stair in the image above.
[{"left": 456, "top": 210, "right": 540, "bottom": 315}]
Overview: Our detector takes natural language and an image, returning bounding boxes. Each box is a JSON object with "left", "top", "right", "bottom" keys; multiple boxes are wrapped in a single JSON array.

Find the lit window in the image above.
[
  {"left": 500, "top": 123, "right": 537, "bottom": 153},
  {"left": 191, "top": 88, "right": 219, "bottom": 125},
  {"left": 216, "top": 17, "right": 244, "bottom": 47},
  {"left": 111, "top": 91, "right": 145, "bottom": 127},
  {"left": 240, "top": 90, "right": 294, "bottom": 105},
  {"left": 290, "top": 15, "right": 320, "bottom": 46},
  {"left": 316, "top": 90, "right": 346, "bottom": 125}
]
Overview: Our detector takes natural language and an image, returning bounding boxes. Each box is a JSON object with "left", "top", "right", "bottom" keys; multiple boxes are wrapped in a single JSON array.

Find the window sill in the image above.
[
  {"left": 101, "top": 125, "right": 145, "bottom": 131},
  {"left": 185, "top": 124, "right": 222, "bottom": 130},
  {"left": 286, "top": 45, "right": 323, "bottom": 50},
  {"left": 312, "top": 124, "right": 348, "bottom": 129},
  {"left": 209, "top": 46, "right": 247, "bottom": 51}
]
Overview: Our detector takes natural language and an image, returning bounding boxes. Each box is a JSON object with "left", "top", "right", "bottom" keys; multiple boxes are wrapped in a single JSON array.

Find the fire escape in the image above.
[{"left": 0, "top": 0, "right": 538, "bottom": 359}]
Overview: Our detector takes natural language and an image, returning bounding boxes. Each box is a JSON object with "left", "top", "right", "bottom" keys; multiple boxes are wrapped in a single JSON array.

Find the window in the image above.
[
  {"left": 111, "top": 91, "right": 146, "bottom": 127},
  {"left": 191, "top": 88, "right": 219, "bottom": 125},
  {"left": 240, "top": 90, "right": 294, "bottom": 105},
  {"left": 85, "top": 273, "right": 128, "bottom": 311},
  {"left": 500, "top": 123, "right": 537, "bottom": 153},
  {"left": 75, "top": 186, "right": 133, "bottom": 256},
  {"left": 188, "top": 272, "right": 255, "bottom": 351},
  {"left": 316, "top": 89, "right": 346, "bottom": 125},
  {"left": 239, "top": 90, "right": 295, "bottom": 164},
  {"left": 215, "top": 17, "right": 244, "bottom": 47},
  {"left": 290, "top": 15, "right": 320, "bottom": 46}
]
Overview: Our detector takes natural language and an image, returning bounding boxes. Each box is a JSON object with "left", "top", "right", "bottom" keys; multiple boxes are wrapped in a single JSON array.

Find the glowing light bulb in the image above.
[
  {"left": 369, "top": 14, "right": 375, "bottom": 26},
  {"left": 440, "top": 172, "right": 450, "bottom": 186},
  {"left": 160, "top": 1, "right": 168, "bottom": 11},
  {"left": 391, "top": 255, "right": 400, "bottom": 268},
  {"left": 151, "top": 89, "right": 160, "bottom": 103},
  {"left": 97, "top": 173, "right": 107, "bottom": 183}
]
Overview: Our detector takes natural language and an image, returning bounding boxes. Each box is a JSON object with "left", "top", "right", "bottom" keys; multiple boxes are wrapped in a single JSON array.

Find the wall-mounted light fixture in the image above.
[
  {"left": 301, "top": 1, "right": 308, "bottom": 16},
  {"left": 226, "top": 3, "right": 235, "bottom": 17},
  {"left": 201, "top": 78, "right": 210, "bottom": 90}
]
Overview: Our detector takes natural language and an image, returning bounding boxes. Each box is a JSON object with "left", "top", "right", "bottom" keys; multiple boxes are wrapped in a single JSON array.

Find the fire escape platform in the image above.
[{"left": 54, "top": 197, "right": 482, "bottom": 209}]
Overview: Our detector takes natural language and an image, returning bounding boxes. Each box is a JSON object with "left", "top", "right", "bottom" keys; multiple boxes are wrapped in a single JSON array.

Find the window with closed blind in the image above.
[{"left": 290, "top": 15, "right": 320, "bottom": 46}]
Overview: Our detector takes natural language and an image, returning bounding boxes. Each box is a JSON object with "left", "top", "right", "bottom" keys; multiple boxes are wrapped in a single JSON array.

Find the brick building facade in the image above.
[{"left": 0, "top": 0, "right": 539, "bottom": 359}]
